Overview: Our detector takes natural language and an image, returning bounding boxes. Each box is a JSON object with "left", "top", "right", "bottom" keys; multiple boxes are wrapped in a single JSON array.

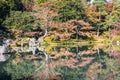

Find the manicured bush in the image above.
[{"left": 2, "top": 11, "right": 37, "bottom": 32}]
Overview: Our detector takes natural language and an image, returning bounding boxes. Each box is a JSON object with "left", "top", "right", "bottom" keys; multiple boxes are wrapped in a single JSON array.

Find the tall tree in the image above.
[
  {"left": 86, "top": 0, "right": 106, "bottom": 37},
  {"left": 54, "top": 0, "right": 86, "bottom": 22},
  {"left": 105, "top": 1, "right": 120, "bottom": 39}
]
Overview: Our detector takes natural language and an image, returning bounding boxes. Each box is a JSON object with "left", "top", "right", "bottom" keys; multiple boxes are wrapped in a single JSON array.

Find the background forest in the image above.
[{"left": 0, "top": 0, "right": 120, "bottom": 42}]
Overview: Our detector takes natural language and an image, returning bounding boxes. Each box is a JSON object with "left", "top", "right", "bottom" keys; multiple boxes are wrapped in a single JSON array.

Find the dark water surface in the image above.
[{"left": 0, "top": 43, "right": 120, "bottom": 80}]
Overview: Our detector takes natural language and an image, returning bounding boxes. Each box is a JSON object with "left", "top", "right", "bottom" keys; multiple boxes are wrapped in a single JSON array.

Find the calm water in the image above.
[{"left": 0, "top": 43, "right": 120, "bottom": 80}]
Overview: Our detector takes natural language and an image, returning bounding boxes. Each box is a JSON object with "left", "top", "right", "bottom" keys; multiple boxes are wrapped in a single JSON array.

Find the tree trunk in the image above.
[
  {"left": 42, "top": 28, "right": 47, "bottom": 42},
  {"left": 75, "top": 27, "right": 79, "bottom": 40},
  {"left": 97, "top": 26, "right": 100, "bottom": 37},
  {"left": 97, "top": 47, "right": 101, "bottom": 60},
  {"left": 108, "top": 26, "right": 111, "bottom": 40}
]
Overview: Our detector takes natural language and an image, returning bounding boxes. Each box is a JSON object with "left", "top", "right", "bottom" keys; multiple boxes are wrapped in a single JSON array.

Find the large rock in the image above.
[{"left": 0, "top": 54, "right": 10, "bottom": 62}]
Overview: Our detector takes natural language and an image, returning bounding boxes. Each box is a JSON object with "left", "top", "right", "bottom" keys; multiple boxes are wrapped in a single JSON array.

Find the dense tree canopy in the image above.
[
  {"left": 54, "top": 0, "right": 86, "bottom": 22},
  {"left": 0, "top": 0, "right": 120, "bottom": 40}
]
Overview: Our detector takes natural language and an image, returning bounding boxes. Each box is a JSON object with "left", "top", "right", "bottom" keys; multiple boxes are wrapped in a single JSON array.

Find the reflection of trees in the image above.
[
  {"left": 105, "top": 45, "right": 120, "bottom": 80},
  {"left": 52, "top": 45, "right": 97, "bottom": 79},
  {"left": 55, "top": 66, "right": 86, "bottom": 80},
  {"left": 49, "top": 45, "right": 96, "bottom": 68},
  {"left": 0, "top": 62, "right": 10, "bottom": 80},
  {"left": 3, "top": 60, "right": 37, "bottom": 80},
  {"left": 1, "top": 44, "right": 120, "bottom": 80},
  {"left": 0, "top": 46, "right": 48, "bottom": 80},
  {"left": 109, "top": 46, "right": 120, "bottom": 63},
  {"left": 99, "top": 56, "right": 120, "bottom": 80},
  {"left": 89, "top": 45, "right": 120, "bottom": 80},
  {"left": 44, "top": 45, "right": 96, "bottom": 79},
  {"left": 86, "top": 62, "right": 102, "bottom": 80},
  {"left": 48, "top": 45, "right": 120, "bottom": 80},
  {"left": 30, "top": 45, "right": 96, "bottom": 80}
]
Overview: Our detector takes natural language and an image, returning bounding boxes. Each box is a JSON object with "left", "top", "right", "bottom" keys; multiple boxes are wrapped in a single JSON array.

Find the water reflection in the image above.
[{"left": 0, "top": 43, "right": 120, "bottom": 80}]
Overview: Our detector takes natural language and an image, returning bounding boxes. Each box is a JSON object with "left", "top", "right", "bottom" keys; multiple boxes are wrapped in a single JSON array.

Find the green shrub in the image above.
[
  {"left": 2, "top": 11, "right": 37, "bottom": 32},
  {"left": 0, "top": 1, "right": 10, "bottom": 25},
  {"left": 0, "top": 0, "right": 24, "bottom": 26}
]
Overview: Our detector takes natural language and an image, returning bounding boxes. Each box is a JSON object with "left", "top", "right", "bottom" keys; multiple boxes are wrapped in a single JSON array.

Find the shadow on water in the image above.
[{"left": 0, "top": 42, "right": 120, "bottom": 80}]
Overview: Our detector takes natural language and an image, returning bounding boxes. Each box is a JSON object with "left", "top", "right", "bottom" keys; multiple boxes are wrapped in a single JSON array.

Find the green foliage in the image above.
[
  {"left": 6, "top": 0, "right": 24, "bottom": 10},
  {"left": 2, "top": 11, "right": 37, "bottom": 31},
  {"left": 36, "top": 0, "right": 46, "bottom": 4},
  {"left": 54, "top": 0, "right": 86, "bottom": 22},
  {"left": 4, "top": 60, "right": 35, "bottom": 80},
  {"left": 21, "top": 0, "right": 34, "bottom": 11},
  {"left": 114, "top": 0, "right": 120, "bottom": 2},
  {"left": 101, "top": 55, "right": 120, "bottom": 80},
  {"left": 0, "top": 0, "right": 120, "bottom": 40},
  {"left": 0, "top": 1, "right": 10, "bottom": 25},
  {"left": 55, "top": 66, "right": 85, "bottom": 80},
  {"left": 104, "top": 2, "right": 120, "bottom": 31},
  {"left": 88, "top": 1, "right": 106, "bottom": 27},
  {"left": 0, "top": 0, "right": 24, "bottom": 27}
]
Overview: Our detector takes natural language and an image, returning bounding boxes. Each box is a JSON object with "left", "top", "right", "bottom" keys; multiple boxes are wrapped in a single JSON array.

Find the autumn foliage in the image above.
[
  {"left": 110, "top": 22, "right": 120, "bottom": 35},
  {"left": 105, "top": 2, "right": 114, "bottom": 13}
]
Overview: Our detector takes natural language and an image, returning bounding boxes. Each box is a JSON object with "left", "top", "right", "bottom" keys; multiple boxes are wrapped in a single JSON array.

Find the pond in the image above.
[{"left": 0, "top": 42, "right": 120, "bottom": 80}]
